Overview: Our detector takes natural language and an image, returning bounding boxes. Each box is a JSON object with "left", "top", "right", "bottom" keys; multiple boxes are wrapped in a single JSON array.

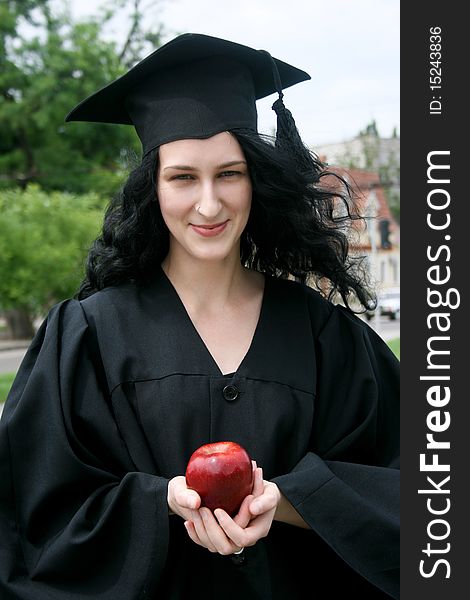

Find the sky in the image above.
[{"left": 63, "top": 0, "right": 399, "bottom": 148}]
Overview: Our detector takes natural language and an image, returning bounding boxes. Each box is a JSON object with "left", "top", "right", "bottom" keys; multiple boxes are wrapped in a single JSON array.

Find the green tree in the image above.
[
  {"left": 0, "top": 0, "right": 165, "bottom": 196},
  {"left": 0, "top": 185, "right": 105, "bottom": 337},
  {"left": 0, "top": 1, "right": 169, "bottom": 336}
]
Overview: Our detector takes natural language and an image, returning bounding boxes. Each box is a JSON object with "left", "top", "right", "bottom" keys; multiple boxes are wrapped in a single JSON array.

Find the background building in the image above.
[{"left": 315, "top": 121, "right": 400, "bottom": 224}]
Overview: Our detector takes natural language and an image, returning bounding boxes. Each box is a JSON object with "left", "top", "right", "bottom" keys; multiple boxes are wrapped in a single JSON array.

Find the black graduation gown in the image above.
[{"left": 0, "top": 268, "right": 400, "bottom": 599}]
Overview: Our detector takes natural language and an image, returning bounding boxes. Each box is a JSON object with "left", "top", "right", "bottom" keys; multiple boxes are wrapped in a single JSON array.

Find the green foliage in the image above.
[
  {"left": 0, "top": 185, "right": 105, "bottom": 315},
  {"left": 0, "top": 0, "right": 164, "bottom": 196},
  {"left": 387, "top": 337, "right": 400, "bottom": 360},
  {"left": 0, "top": 0, "right": 167, "bottom": 322},
  {"left": 0, "top": 372, "right": 16, "bottom": 404}
]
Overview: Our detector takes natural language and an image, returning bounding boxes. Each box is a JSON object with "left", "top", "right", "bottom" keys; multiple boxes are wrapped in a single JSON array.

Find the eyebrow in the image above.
[{"left": 163, "top": 160, "right": 247, "bottom": 172}]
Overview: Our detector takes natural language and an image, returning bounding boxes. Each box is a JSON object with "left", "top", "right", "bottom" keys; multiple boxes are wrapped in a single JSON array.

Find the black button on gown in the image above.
[{"left": 0, "top": 267, "right": 399, "bottom": 599}]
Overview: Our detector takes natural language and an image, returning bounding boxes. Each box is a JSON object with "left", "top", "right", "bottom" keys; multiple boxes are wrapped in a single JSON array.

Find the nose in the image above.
[{"left": 196, "top": 181, "right": 222, "bottom": 219}]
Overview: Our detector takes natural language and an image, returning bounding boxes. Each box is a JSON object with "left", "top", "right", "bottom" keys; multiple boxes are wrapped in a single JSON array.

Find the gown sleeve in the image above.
[
  {"left": 0, "top": 299, "right": 170, "bottom": 600},
  {"left": 272, "top": 303, "right": 400, "bottom": 599}
]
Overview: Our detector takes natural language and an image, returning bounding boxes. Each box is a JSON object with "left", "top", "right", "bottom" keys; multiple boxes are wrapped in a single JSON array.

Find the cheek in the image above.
[
  {"left": 226, "top": 179, "right": 252, "bottom": 211},
  {"left": 157, "top": 187, "right": 187, "bottom": 224},
  {"left": 157, "top": 192, "right": 171, "bottom": 225}
]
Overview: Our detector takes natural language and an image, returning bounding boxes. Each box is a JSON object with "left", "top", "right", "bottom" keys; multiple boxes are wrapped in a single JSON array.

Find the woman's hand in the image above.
[
  {"left": 183, "top": 463, "right": 282, "bottom": 555},
  {"left": 167, "top": 475, "right": 202, "bottom": 520}
]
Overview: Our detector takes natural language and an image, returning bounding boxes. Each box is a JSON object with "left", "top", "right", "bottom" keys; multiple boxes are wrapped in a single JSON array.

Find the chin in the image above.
[
  {"left": 192, "top": 251, "right": 234, "bottom": 263},
  {"left": 182, "top": 238, "right": 236, "bottom": 260}
]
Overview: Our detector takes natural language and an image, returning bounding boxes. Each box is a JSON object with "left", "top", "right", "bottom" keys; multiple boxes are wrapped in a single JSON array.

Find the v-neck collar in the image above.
[{"left": 158, "top": 265, "right": 269, "bottom": 377}]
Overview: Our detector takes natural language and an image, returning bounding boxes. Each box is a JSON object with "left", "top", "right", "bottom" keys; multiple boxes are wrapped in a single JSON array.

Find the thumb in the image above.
[
  {"left": 234, "top": 494, "right": 254, "bottom": 528},
  {"left": 182, "top": 489, "right": 201, "bottom": 510}
]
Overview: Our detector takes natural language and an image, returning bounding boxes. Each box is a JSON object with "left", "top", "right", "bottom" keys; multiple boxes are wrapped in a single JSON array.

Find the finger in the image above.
[
  {"left": 235, "top": 506, "right": 277, "bottom": 545},
  {"left": 246, "top": 508, "right": 275, "bottom": 540},
  {"left": 200, "top": 507, "right": 237, "bottom": 555},
  {"left": 249, "top": 461, "right": 258, "bottom": 497},
  {"left": 233, "top": 494, "right": 254, "bottom": 529},
  {"left": 191, "top": 510, "right": 217, "bottom": 552},
  {"left": 251, "top": 467, "right": 264, "bottom": 498},
  {"left": 180, "top": 489, "right": 201, "bottom": 510},
  {"left": 214, "top": 508, "right": 249, "bottom": 549},
  {"left": 250, "top": 496, "right": 274, "bottom": 516},
  {"left": 178, "top": 479, "right": 201, "bottom": 509},
  {"left": 184, "top": 520, "right": 202, "bottom": 547},
  {"left": 173, "top": 478, "right": 201, "bottom": 510},
  {"left": 250, "top": 482, "right": 279, "bottom": 516}
]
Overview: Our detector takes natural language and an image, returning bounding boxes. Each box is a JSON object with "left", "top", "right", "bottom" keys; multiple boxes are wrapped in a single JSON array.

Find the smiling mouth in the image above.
[
  {"left": 190, "top": 220, "right": 229, "bottom": 229},
  {"left": 190, "top": 220, "right": 229, "bottom": 237}
]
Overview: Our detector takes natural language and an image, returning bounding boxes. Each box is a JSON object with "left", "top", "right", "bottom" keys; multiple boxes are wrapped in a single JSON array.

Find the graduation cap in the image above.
[{"left": 66, "top": 33, "right": 312, "bottom": 160}]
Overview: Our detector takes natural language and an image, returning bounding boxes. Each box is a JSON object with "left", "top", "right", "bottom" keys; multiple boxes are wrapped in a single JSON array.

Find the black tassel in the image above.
[{"left": 260, "top": 50, "right": 322, "bottom": 183}]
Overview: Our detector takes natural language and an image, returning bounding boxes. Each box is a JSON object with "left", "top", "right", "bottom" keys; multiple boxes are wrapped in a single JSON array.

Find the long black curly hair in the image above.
[{"left": 75, "top": 129, "right": 375, "bottom": 312}]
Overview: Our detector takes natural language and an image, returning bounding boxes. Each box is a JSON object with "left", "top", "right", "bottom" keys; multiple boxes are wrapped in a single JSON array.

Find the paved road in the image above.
[
  {"left": 362, "top": 316, "right": 400, "bottom": 341},
  {"left": 0, "top": 348, "right": 28, "bottom": 375}
]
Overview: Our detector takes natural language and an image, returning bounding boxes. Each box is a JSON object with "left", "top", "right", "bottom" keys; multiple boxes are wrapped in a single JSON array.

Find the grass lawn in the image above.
[
  {"left": 0, "top": 372, "right": 16, "bottom": 404},
  {"left": 387, "top": 337, "right": 400, "bottom": 360}
]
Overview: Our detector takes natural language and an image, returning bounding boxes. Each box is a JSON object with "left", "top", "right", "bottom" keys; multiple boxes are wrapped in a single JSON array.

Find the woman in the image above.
[{"left": 0, "top": 34, "right": 399, "bottom": 599}]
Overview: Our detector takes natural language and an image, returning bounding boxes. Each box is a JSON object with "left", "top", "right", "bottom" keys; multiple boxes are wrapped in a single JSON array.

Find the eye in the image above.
[
  {"left": 219, "top": 170, "right": 244, "bottom": 178},
  {"left": 171, "top": 174, "right": 195, "bottom": 181}
]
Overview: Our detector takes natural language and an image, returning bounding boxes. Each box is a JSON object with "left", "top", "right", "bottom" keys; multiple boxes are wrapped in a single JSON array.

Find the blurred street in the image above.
[
  {"left": 0, "top": 335, "right": 30, "bottom": 369},
  {"left": 359, "top": 315, "right": 400, "bottom": 342},
  {"left": 0, "top": 346, "right": 29, "bottom": 375}
]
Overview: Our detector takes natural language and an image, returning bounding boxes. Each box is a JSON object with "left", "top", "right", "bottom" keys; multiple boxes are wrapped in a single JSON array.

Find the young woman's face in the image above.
[{"left": 157, "top": 132, "right": 252, "bottom": 265}]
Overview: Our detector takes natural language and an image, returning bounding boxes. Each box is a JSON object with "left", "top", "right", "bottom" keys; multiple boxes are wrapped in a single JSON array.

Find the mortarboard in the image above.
[{"left": 65, "top": 33, "right": 311, "bottom": 158}]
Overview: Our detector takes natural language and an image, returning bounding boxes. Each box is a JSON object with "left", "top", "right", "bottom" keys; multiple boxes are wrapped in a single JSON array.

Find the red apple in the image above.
[{"left": 185, "top": 441, "right": 253, "bottom": 516}]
